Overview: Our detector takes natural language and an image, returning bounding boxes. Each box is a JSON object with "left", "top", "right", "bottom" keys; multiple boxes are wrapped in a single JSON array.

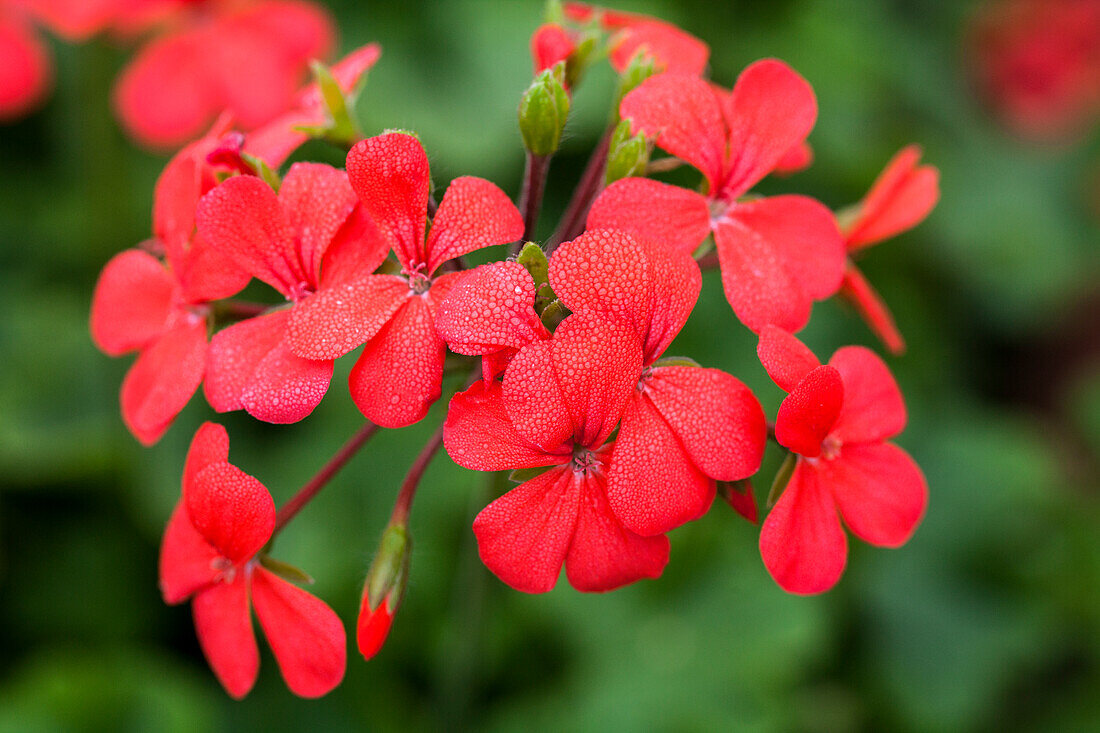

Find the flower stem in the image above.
[
  {"left": 517, "top": 151, "right": 551, "bottom": 250},
  {"left": 272, "top": 421, "right": 381, "bottom": 536},
  {"left": 546, "top": 124, "right": 613, "bottom": 253},
  {"left": 390, "top": 424, "right": 446, "bottom": 526}
]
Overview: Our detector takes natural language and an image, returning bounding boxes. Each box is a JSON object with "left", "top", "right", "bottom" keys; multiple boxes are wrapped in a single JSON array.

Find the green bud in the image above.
[
  {"left": 612, "top": 50, "right": 656, "bottom": 118},
  {"left": 519, "top": 67, "right": 570, "bottom": 156},
  {"left": 605, "top": 119, "right": 651, "bottom": 185},
  {"left": 540, "top": 299, "right": 571, "bottom": 332},
  {"left": 366, "top": 523, "right": 410, "bottom": 610},
  {"left": 565, "top": 34, "right": 599, "bottom": 89},
  {"left": 516, "top": 242, "right": 559, "bottom": 314}
]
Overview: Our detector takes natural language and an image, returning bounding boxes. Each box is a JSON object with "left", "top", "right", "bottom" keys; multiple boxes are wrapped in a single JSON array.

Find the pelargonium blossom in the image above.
[
  {"left": 196, "top": 161, "right": 386, "bottom": 423},
  {"left": 756, "top": 326, "right": 927, "bottom": 594},
  {"left": 444, "top": 312, "right": 669, "bottom": 593},
  {"left": 90, "top": 114, "right": 252, "bottom": 444},
  {"left": 563, "top": 1, "right": 709, "bottom": 75},
  {"left": 160, "top": 422, "right": 346, "bottom": 698},
  {"left": 587, "top": 60, "right": 846, "bottom": 333},
  {"left": 0, "top": 3, "right": 51, "bottom": 119},
  {"left": 838, "top": 145, "right": 939, "bottom": 354},
  {"left": 286, "top": 132, "right": 524, "bottom": 428}
]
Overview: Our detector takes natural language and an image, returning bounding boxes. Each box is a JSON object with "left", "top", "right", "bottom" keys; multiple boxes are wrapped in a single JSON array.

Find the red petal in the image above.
[
  {"left": 239, "top": 0, "right": 335, "bottom": 65},
  {"left": 196, "top": 174, "right": 299, "bottom": 296},
  {"left": 251, "top": 566, "right": 346, "bottom": 698},
  {"left": 357, "top": 597, "right": 394, "bottom": 661},
  {"left": 773, "top": 140, "right": 814, "bottom": 176},
  {"left": 21, "top": 0, "right": 119, "bottom": 41},
  {"left": 565, "top": 470, "right": 670, "bottom": 592},
  {"left": 531, "top": 23, "right": 575, "bottom": 74},
  {"left": 501, "top": 339, "right": 573, "bottom": 453},
  {"left": 607, "top": 392, "right": 713, "bottom": 536},
  {"left": 278, "top": 163, "right": 358, "bottom": 285},
  {"left": 444, "top": 380, "right": 565, "bottom": 472},
  {"left": 240, "top": 338, "right": 333, "bottom": 424},
  {"left": 840, "top": 264, "right": 906, "bottom": 355},
  {"left": 175, "top": 232, "right": 253, "bottom": 304},
  {"left": 288, "top": 274, "right": 407, "bottom": 360},
  {"left": 185, "top": 462, "right": 275, "bottom": 563},
  {"left": 720, "top": 59, "right": 817, "bottom": 199},
  {"left": 120, "top": 318, "right": 207, "bottom": 445},
  {"left": 426, "top": 177, "right": 524, "bottom": 275},
  {"left": 318, "top": 206, "right": 392, "bottom": 290},
  {"left": 202, "top": 21, "right": 300, "bottom": 131},
  {"left": 822, "top": 442, "right": 927, "bottom": 547},
  {"left": 435, "top": 262, "right": 548, "bottom": 357},
  {"left": 775, "top": 365, "right": 844, "bottom": 458},
  {"left": 349, "top": 296, "right": 443, "bottom": 428},
  {"left": 473, "top": 465, "right": 581, "bottom": 593},
  {"left": 713, "top": 217, "right": 809, "bottom": 333},
  {"left": 756, "top": 325, "right": 821, "bottom": 393},
  {"left": 586, "top": 177, "right": 711, "bottom": 255},
  {"left": 722, "top": 480, "right": 758, "bottom": 524},
  {"left": 828, "top": 346, "right": 906, "bottom": 444},
  {"left": 607, "top": 20, "right": 709, "bottom": 76},
  {"left": 346, "top": 133, "right": 429, "bottom": 271},
  {"left": 192, "top": 576, "right": 259, "bottom": 699},
  {"left": 329, "top": 43, "right": 381, "bottom": 92},
  {"left": 0, "top": 11, "right": 51, "bottom": 120},
  {"left": 620, "top": 73, "right": 728, "bottom": 192},
  {"left": 90, "top": 249, "right": 175, "bottom": 356},
  {"left": 183, "top": 421, "right": 231, "bottom": 492},
  {"left": 159, "top": 500, "right": 218, "bottom": 605},
  {"left": 759, "top": 460, "right": 847, "bottom": 594},
  {"left": 644, "top": 366, "right": 766, "bottom": 480},
  {"left": 550, "top": 229, "right": 700, "bottom": 364},
  {"left": 846, "top": 145, "right": 939, "bottom": 250},
  {"left": 204, "top": 311, "right": 285, "bottom": 413}
]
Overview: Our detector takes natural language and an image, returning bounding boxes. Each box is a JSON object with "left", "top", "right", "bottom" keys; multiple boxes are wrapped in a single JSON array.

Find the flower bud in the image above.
[
  {"left": 357, "top": 522, "right": 410, "bottom": 661},
  {"left": 718, "top": 479, "right": 758, "bottom": 524},
  {"left": 292, "top": 60, "right": 361, "bottom": 146},
  {"left": 516, "top": 241, "right": 558, "bottom": 314},
  {"left": 613, "top": 50, "right": 656, "bottom": 113},
  {"left": 519, "top": 66, "right": 570, "bottom": 156},
  {"left": 604, "top": 118, "right": 650, "bottom": 185}
]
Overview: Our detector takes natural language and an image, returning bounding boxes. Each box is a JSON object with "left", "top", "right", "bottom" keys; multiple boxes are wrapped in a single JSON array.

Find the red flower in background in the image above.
[
  {"left": 755, "top": 326, "right": 927, "bottom": 594},
  {"left": 588, "top": 60, "right": 846, "bottom": 333},
  {"left": 160, "top": 422, "right": 346, "bottom": 698},
  {"left": 196, "top": 161, "right": 387, "bottom": 423},
  {"left": 563, "top": 1, "right": 709, "bottom": 75},
  {"left": 530, "top": 22, "right": 576, "bottom": 76},
  {"left": 90, "top": 114, "right": 252, "bottom": 444},
  {"left": 0, "top": 4, "right": 51, "bottom": 119},
  {"left": 114, "top": 0, "right": 335, "bottom": 148},
  {"left": 284, "top": 132, "right": 523, "bottom": 428},
  {"left": 839, "top": 146, "right": 939, "bottom": 354},
  {"left": 551, "top": 230, "right": 766, "bottom": 535},
  {"left": 444, "top": 313, "right": 668, "bottom": 593}
]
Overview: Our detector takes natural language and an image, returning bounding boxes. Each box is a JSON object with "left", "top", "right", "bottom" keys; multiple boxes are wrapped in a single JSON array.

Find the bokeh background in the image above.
[{"left": 1, "top": 0, "right": 1098, "bottom": 731}]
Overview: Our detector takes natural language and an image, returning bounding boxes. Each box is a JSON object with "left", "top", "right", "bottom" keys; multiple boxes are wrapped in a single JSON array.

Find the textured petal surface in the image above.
[
  {"left": 251, "top": 567, "right": 346, "bottom": 698},
  {"left": 566, "top": 470, "right": 670, "bottom": 592},
  {"left": 713, "top": 217, "right": 808, "bottom": 333},
  {"left": 159, "top": 501, "right": 218, "bottom": 605},
  {"left": 277, "top": 163, "right": 358, "bottom": 286},
  {"left": 720, "top": 59, "right": 818, "bottom": 199},
  {"left": 644, "top": 366, "right": 766, "bottom": 481},
  {"left": 756, "top": 325, "right": 821, "bottom": 393},
  {"left": 828, "top": 346, "right": 907, "bottom": 444},
  {"left": 204, "top": 311, "right": 288, "bottom": 414},
  {"left": 473, "top": 466, "right": 581, "bottom": 594},
  {"left": 840, "top": 264, "right": 906, "bottom": 355},
  {"left": 349, "top": 296, "right": 443, "bottom": 428},
  {"left": 317, "top": 206, "right": 391, "bottom": 290},
  {"left": 288, "top": 275, "right": 407, "bottom": 360},
  {"left": 120, "top": 317, "right": 207, "bottom": 445},
  {"left": 90, "top": 249, "right": 175, "bottom": 356},
  {"left": 846, "top": 145, "right": 940, "bottom": 250},
  {"left": 502, "top": 339, "right": 573, "bottom": 452},
  {"left": 346, "top": 132, "right": 429, "bottom": 271},
  {"left": 607, "top": 391, "right": 714, "bottom": 536},
  {"left": 586, "top": 177, "right": 711, "bottom": 255},
  {"left": 240, "top": 338, "right": 333, "bottom": 424},
  {"left": 620, "top": 73, "right": 728, "bottom": 192},
  {"left": 425, "top": 177, "right": 524, "bottom": 275},
  {"left": 435, "top": 262, "right": 548, "bottom": 356},
  {"left": 823, "top": 442, "right": 927, "bottom": 548},
  {"left": 759, "top": 460, "right": 847, "bottom": 595},
  {"left": 775, "top": 365, "right": 844, "bottom": 458},
  {"left": 444, "top": 380, "right": 565, "bottom": 471},
  {"left": 607, "top": 20, "right": 709, "bottom": 75},
  {"left": 185, "top": 462, "right": 275, "bottom": 564},
  {"left": 183, "top": 422, "right": 231, "bottom": 493},
  {"left": 192, "top": 576, "right": 259, "bottom": 700}
]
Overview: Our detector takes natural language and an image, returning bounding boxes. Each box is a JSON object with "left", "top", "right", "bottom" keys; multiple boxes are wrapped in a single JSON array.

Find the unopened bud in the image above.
[
  {"left": 718, "top": 479, "right": 758, "bottom": 524},
  {"left": 516, "top": 242, "right": 558, "bottom": 314},
  {"left": 519, "top": 66, "right": 570, "bottom": 156},
  {"left": 605, "top": 118, "right": 650, "bottom": 185},
  {"left": 357, "top": 523, "right": 410, "bottom": 661},
  {"left": 292, "top": 60, "right": 361, "bottom": 146},
  {"left": 613, "top": 50, "right": 656, "bottom": 115}
]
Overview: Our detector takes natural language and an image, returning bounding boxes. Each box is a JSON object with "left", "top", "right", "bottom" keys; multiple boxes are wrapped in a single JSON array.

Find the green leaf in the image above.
[{"left": 258, "top": 555, "right": 314, "bottom": 585}]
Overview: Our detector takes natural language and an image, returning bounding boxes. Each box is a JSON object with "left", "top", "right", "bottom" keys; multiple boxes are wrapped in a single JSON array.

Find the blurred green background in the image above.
[{"left": 1, "top": 0, "right": 1098, "bottom": 731}]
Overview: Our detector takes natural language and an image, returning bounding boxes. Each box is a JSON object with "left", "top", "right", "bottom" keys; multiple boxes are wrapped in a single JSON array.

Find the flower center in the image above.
[
  {"left": 571, "top": 445, "right": 599, "bottom": 475},
  {"left": 403, "top": 263, "right": 431, "bottom": 294},
  {"left": 288, "top": 280, "right": 315, "bottom": 302},
  {"left": 821, "top": 435, "right": 842, "bottom": 460}
]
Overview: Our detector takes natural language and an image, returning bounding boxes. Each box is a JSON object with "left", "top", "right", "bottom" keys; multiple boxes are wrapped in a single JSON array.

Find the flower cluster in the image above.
[{"left": 90, "top": 2, "right": 939, "bottom": 698}]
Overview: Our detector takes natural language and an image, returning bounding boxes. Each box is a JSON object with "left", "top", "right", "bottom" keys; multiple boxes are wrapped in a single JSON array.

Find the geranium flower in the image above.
[
  {"left": 196, "top": 161, "right": 387, "bottom": 423},
  {"left": 587, "top": 60, "right": 846, "bottom": 333},
  {"left": 160, "top": 422, "right": 346, "bottom": 698},
  {"left": 551, "top": 230, "right": 767, "bottom": 535},
  {"left": 563, "top": 2, "right": 708, "bottom": 75},
  {"left": 755, "top": 326, "right": 927, "bottom": 594},
  {"left": 443, "top": 312, "right": 669, "bottom": 593},
  {"left": 114, "top": 0, "right": 335, "bottom": 148},
  {"left": 839, "top": 145, "right": 939, "bottom": 354},
  {"left": 90, "top": 114, "right": 252, "bottom": 444},
  {"left": 286, "top": 132, "right": 524, "bottom": 427},
  {"left": 0, "top": 4, "right": 51, "bottom": 120},
  {"left": 530, "top": 22, "right": 576, "bottom": 76}
]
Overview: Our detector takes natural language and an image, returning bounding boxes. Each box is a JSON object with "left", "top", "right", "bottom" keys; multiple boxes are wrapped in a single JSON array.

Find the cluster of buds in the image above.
[{"left": 90, "top": 1, "right": 940, "bottom": 699}]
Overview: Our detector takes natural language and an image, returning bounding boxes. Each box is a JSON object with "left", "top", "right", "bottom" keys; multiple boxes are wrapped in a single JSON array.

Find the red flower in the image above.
[
  {"left": 755, "top": 326, "right": 927, "bottom": 595},
  {"left": 587, "top": 60, "right": 846, "bottom": 333},
  {"left": 839, "top": 145, "right": 939, "bottom": 354},
  {"left": 19, "top": 0, "right": 131, "bottom": 41},
  {"left": 563, "top": 2, "right": 709, "bottom": 75},
  {"left": 285, "top": 132, "right": 523, "bottom": 427},
  {"left": 0, "top": 5, "right": 51, "bottom": 120},
  {"left": 90, "top": 115, "right": 252, "bottom": 444},
  {"left": 444, "top": 312, "right": 669, "bottom": 593},
  {"left": 530, "top": 22, "right": 576, "bottom": 75},
  {"left": 114, "top": 0, "right": 335, "bottom": 148},
  {"left": 160, "top": 422, "right": 346, "bottom": 698},
  {"left": 551, "top": 230, "right": 767, "bottom": 535},
  {"left": 196, "top": 161, "right": 387, "bottom": 423},
  {"left": 773, "top": 140, "right": 814, "bottom": 176}
]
